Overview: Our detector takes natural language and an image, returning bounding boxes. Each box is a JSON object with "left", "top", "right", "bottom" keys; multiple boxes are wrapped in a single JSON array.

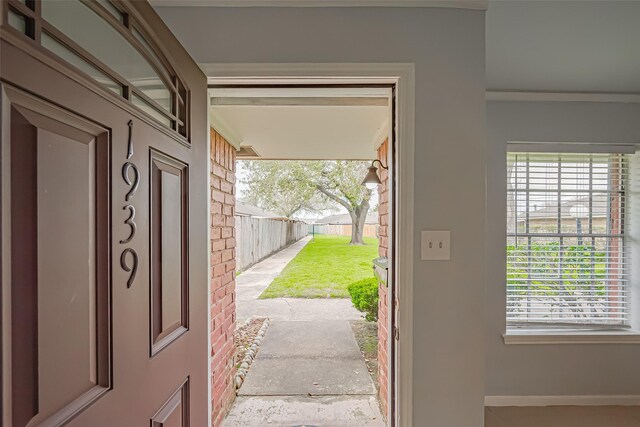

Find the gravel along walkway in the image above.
[
  {"left": 233, "top": 317, "right": 269, "bottom": 390},
  {"left": 351, "top": 320, "right": 379, "bottom": 395}
]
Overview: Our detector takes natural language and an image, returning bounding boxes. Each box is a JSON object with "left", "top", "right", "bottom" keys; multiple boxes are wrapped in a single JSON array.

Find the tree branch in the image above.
[
  {"left": 286, "top": 204, "right": 304, "bottom": 218},
  {"left": 316, "top": 184, "right": 353, "bottom": 213}
]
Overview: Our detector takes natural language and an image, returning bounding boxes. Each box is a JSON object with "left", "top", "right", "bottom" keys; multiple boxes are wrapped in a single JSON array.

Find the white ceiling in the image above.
[
  {"left": 210, "top": 88, "right": 390, "bottom": 159},
  {"left": 151, "top": 0, "right": 487, "bottom": 8},
  {"left": 155, "top": 1, "right": 640, "bottom": 94},
  {"left": 486, "top": 0, "right": 640, "bottom": 93}
]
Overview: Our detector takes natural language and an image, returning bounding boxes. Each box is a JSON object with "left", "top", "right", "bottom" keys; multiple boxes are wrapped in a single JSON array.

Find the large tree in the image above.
[
  {"left": 313, "top": 161, "right": 373, "bottom": 245},
  {"left": 240, "top": 160, "right": 373, "bottom": 244},
  {"left": 239, "top": 161, "right": 327, "bottom": 218}
]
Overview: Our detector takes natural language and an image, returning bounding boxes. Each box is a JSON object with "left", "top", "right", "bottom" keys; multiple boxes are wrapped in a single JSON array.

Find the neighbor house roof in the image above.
[
  {"left": 236, "top": 200, "right": 282, "bottom": 219},
  {"left": 521, "top": 195, "right": 608, "bottom": 221},
  {"left": 314, "top": 211, "right": 378, "bottom": 225}
]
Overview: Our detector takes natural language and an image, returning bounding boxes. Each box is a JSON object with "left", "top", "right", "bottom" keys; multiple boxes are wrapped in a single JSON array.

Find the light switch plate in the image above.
[{"left": 421, "top": 231, "right": 451, "bottom": 261}]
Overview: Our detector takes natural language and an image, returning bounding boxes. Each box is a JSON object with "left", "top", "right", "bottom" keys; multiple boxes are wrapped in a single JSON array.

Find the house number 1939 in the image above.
[{"left": 120, "top": 120, "right": 138, "bottom": 288}]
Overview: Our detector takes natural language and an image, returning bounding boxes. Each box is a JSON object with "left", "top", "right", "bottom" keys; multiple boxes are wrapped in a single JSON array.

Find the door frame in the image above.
[{"left": 202, "top": 62, "right": 415, "bottom": 426}]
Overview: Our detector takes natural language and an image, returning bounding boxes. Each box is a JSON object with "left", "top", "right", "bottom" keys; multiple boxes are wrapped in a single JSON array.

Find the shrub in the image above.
[
  {"left": 347, "top": 277, "right": 379, "bottom": 322},
  {"left": 507, "top": 243, "right": 609, "bottom": 318}
]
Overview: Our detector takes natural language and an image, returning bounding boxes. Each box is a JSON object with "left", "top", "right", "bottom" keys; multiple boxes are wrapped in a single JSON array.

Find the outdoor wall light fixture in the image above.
[{"left": 362, "top": 159, "right": 388, "bottom": 190}]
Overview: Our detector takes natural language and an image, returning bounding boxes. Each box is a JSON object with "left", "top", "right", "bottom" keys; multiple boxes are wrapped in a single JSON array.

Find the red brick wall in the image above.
[
  {"left": 210, "top": 128, "right": 237, "bottom": 427},
  {"left": 376, "top": 138, "right": 389, "bottom": 419}
]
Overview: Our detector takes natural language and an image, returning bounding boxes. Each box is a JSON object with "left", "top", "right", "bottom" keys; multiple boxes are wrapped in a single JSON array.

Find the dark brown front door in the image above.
[{"left": 1, "top": 2, "right": 208, "bottom": 426}]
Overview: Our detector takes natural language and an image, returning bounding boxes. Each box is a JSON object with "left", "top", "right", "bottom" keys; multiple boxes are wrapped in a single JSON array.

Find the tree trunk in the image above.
[
  {"left": 314, "top": 183, "right": 371, "bottom": 245},
  {"left": 349, "top": 200, "right": 370, "bottom": 245}
]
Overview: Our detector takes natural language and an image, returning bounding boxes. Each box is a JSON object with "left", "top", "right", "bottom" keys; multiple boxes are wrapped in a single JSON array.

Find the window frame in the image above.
[{"left": 503, "top": 143, "right": 640, "bottom": 344}]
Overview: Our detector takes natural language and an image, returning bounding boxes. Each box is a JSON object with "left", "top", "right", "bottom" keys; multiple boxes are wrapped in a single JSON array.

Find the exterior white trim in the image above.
[
  {"left": 372, "top": 117, "right": 390, "bottom": 151},
  {"left": 208, "top": 109, "right": 242, "bottom": 150},
  {"left": 486, "top": 91, "right": 640, "bottom": 104},
  {"left": 485, "top": 395, "right": 640, "bottom": 407},
  {"left": 210, "top": 87, "right": 392, "bottom": 98},
  {"left": 503, "top": 330, "right": 640, "bottom": 345},
  {"left": 211, "top": 96, "right": 389, "bottom": 106},
  {"left": 152, "top": 0, "right": 487, "bottom": 10},
  {"left": 202, "top": 63, "right": 415, "bottom": 427}
]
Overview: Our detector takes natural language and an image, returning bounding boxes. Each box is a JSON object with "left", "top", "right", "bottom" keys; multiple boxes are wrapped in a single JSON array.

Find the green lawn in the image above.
[{"left": 260, "top": 235, "right": 379, "bottom": 299}]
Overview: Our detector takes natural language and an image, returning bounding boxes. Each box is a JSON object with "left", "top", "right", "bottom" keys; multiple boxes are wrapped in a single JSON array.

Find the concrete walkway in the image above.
[
  {"left": 224, "top": 237, "right": 384, "bottom": 426},
  {"left": 224, "top": 396, "right": 383, "bottom": 427},
  {"left": 239, "top": 321, "right": 375, "bottom": 396},
  {"left": 236, "top": 236, "right": 313, "bottom": 301},
  {"left": 224, "top": 320, "right": 383, "bottom": 427},
  {"left": 235, "top": 236, "right": 362, "bottom": 323}
]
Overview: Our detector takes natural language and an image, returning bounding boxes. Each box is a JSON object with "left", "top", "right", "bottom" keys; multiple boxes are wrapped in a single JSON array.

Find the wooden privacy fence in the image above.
[
  {"left": 312, "top": 224, "right": 379, "bottom": 238},
  {"left": 235, "top": 216, "right": 310, "bottom": 271}
]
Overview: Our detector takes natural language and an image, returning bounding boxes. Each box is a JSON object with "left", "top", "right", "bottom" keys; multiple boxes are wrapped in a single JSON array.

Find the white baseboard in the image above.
[{"left": 485, "top": 395, "right": 640, "bottom": 407}]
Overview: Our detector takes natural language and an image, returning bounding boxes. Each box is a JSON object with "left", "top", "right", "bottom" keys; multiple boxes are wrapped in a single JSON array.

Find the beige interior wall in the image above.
[
  {"left": 486, "top": 101, "right": 640, "bottom": 397},
  {"left": 157, "top": 7, "right": 487, "bottom": 425}
]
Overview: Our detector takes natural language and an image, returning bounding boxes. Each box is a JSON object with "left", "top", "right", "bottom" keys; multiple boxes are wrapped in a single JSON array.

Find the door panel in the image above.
[
  {"left": 7, "top": 95, "right": 112, "bottom": 427},
  {"left": 1, "top": 2, "right": 208, "bottom": 426},
  {"left": 151, "top": 379, "right": 190, "bottom": 427},
  {"left": 150, "top": 150, "right": 189, "bottom": 356}
]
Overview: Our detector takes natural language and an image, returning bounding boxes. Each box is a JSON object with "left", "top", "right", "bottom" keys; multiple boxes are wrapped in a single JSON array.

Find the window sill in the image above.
[{"left": 503, "top": 328, "right": 640, "bottom": 345}]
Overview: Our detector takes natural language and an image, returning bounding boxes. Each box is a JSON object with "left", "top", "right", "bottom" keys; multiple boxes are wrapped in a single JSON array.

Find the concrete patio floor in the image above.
[
  {"left": 224, "top": 320, "right": 383, "bottom": 427},
  {"left": 224, "top": 237, "right": 384, "bottom": 426},
  {"left": 224, "top": 396, "right": 384, "bottom": 427},
  {"left": 239, "top": 321, "right": 375, "bottom": 397}
]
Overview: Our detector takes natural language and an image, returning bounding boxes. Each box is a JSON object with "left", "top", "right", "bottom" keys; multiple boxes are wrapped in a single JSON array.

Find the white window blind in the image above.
[{"left": 507, "top": 151, "right": 631, "bottom": 327}]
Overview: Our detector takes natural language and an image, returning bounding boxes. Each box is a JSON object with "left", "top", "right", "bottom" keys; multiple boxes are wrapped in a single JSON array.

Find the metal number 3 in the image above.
[{"left": 119, "top": 205, "right": 137, "bottom": 244}]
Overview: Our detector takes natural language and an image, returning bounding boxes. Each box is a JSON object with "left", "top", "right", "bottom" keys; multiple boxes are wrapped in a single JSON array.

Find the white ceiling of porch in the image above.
[{"left": 209, "top": 87, "right": 391, "bottom": 160}]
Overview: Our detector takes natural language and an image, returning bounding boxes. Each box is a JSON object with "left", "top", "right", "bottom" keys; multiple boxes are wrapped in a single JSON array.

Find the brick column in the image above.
[
  {"left": 210, "top": 128, "right": 237, "bottom": 427},
  {"left": 376, "top": 138, "right": 389, "bottom": 419}
]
